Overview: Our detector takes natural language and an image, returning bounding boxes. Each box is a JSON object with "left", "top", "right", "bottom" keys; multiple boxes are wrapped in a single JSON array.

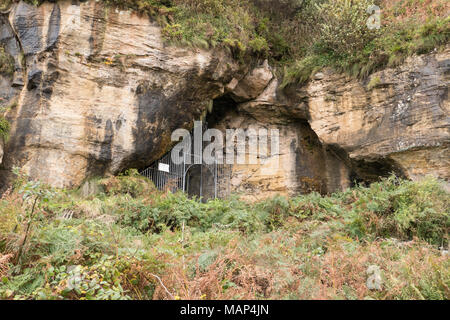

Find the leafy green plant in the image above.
[
  {"left": 11, "top": 168, "right": 55, "bottom": 269},
  {"left": 0, "top": 116, "right": 10, "bottom": 142},
  {"left": 32, "top": 257, "right": 132, "bottom": 300},
  {"left": 1, "top": 167, "right": 449, "bottom": 300}
]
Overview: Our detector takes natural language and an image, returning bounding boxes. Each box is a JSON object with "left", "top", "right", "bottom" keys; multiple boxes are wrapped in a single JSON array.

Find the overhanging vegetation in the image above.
[{"left": 18, "top": 0, "right": 449, "bottom": 86}]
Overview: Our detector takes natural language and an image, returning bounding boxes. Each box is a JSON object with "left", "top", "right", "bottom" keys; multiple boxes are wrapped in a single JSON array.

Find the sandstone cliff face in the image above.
[
  {"left": 305, "top": 49, "right": 449, "bottom": 186},
  {"left": 223, "top": 49, "right": 449, "bottom": 196},
  {"left": 0, "top": 0, "right": 249, "bottom": 188},
  {"left": 0, "top": 0, "right": 448, "bottom": 196},
  {"left": 214, "top": 111, "right": 352, "bottom": 200}
]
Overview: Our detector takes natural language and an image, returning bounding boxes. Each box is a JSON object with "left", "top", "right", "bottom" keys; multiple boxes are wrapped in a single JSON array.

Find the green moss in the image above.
[
  {"left": 367, "top": 76, "right": 381, "bottom": 90},
  {"left": 0, "top": 0, "right": 12, "bottom": 11},
  {"left": 0, "top": 47, "right": 14, "bottom": 77},
  {"left": 0, "top": 116, "right": 10, "bottom": 142}
]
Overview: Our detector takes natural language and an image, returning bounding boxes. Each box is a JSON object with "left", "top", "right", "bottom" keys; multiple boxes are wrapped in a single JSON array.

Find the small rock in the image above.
[
  {"left": 313, "top": 72, "right": 325, "bottom": 80},
  {"left": 366, "top": 265, "right": 383, "bottom": 291},
  {"left": 230, "top": 60, "right": 273, "bottom": 101}
]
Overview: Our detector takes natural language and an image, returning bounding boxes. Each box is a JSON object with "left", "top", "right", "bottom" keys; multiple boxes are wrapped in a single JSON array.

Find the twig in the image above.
[
  {"left": 182, "top": 220, "right": 186, "bottom": 270},
  {"left": 149, "top": 273, "right": 175, "bottom": 300},
  {"left": 108, "top": 224, "right": 120, "bottom": 259},
  {"left": 16, "top": 195, "right": 39, "bottom": 268}
]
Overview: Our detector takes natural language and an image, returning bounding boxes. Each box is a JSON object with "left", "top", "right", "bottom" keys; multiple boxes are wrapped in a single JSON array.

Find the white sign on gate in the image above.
[{"left": 158, "top": 163, "right": 170, "bottom": 173}]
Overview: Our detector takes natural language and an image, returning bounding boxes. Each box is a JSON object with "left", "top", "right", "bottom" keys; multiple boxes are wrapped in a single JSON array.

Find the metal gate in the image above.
[{"left": 140, "top": 141, "right": 231, "bottom": 200}]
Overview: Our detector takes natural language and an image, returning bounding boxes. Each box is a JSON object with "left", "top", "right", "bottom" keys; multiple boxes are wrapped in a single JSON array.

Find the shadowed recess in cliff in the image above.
[
  {"left": 292, "top": 121, "right": 329, "bottom": 194},
  {"left": 352, "top": 158, "right": 407, "bottom": 185},
  {"left": 325, "top": 143, "right": 407, "bottom": 187},
  {"left": 84, "top": 119, "right": 114, "bottom": 178},
  {"left": 128, "top": 66, "right": 206, "bottom": 172},
  {"left": 206, "top": 94, "right": 238, "bottom": 128},
  {"left": 47, "top": 3, "right": 61, "bottom": 49}
]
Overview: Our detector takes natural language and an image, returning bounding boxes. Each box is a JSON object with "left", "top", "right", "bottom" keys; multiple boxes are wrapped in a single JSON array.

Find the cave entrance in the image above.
[
  {"left": 140, "top": 95, "right": 237, "bottom": 200},
  {"left": 140, "top": 126, "right": 231, "bottom": 201},
  {"left": 185, "top": 164, "right": 215, "bottom": 202},
  {"left": 206, "top": 94, "right": 238, "bottom": 127},
  {"left": 141, "top": 151, "right": 231, "bottom": 201}
]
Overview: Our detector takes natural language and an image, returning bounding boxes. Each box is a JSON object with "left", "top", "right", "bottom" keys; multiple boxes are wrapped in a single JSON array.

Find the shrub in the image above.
[
  {"left": 348, "top": 176, "right": 449, "bottom": 245},
  {"left": 257, "top": 195, "right": 290, "bottom": 230},
  {"left": 316, "top": 0, "right": 380, "bottom": 57},
  {"left": 0, "top": 116, "right": 10, "bottom": 142},
  {"left": 99, "top": 169, "right": 156, "bottom": 198},
  {"left": 1, "top": 166, "right": 449, "bottom": 300},
  {"left": 0, "top": 47, "right": 14, "bottom": 76}
]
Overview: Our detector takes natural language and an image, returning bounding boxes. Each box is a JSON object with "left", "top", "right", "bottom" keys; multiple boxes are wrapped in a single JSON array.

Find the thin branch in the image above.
[
  {"left": 149, "top": 273, "right": 175, "bottom": 300},
  {"left": 16, "top": 195, "right": 39, "bottom": 268}
]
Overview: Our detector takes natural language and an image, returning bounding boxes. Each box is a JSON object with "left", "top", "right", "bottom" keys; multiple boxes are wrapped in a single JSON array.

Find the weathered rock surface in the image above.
[
  {"left": 224, "top": 48, "right": 449, "bottom": 195},
  {"left": 0, "top": 0, "right": 448, "bottom": 196},
  {"left": 214, "top": 111, "right": 352, "bottom": 200},
  {"left": 0, "top": 0, "right": 248, "bottom": 188},
  {"left": 227, "top": 59, "right": 274, "bottom": 103},
  {"left": 305, "top": 49, "right": 450, "bottom": 186}
]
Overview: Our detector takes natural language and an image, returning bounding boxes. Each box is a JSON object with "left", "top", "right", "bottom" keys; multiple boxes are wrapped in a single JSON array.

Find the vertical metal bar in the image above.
[
  {"left": 157, "top": 166, "right": 161, "bottom": 190},
  {"left": 214, "top": 163, "right": 217, "bottom": 199},
  {"left": 182, "top": 150, "right": 186, "bottom": 192},
  {"left": 200, "top": 163, "right": 203, "bottom": 201},
  {"left": 194, "top": 121, "right": 202, "bottom": 165}
]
